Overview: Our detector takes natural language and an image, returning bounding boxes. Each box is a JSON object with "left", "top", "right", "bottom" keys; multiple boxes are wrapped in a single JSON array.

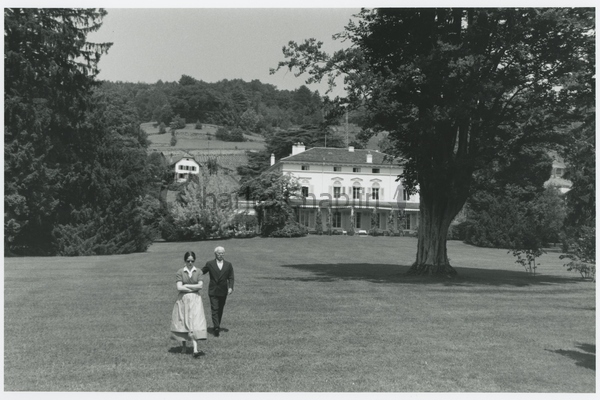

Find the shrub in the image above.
[
  {"left": 215, "top": 127, "right": 230, "bottom": 141},
  {"left": 369, "top": 228, "right": 385, "bottom": 237},
  {"left": 315, "top": 210, "right": 323, "bottom": 235},
  {"left": 231, "top": 213, "right": 258, "bottom": 238},
  {"left": 561, "top": 225, "right": 596, "bottom": 280},
  {"left": 170, "top": 136, "right": 177, "bottom": 147},
  {"left": 158, "top": 213, "right": 178, "bottom": 242},
  {"left": 207, "top": 158, "right": 219, "bottom": 175},
  {"left": 172, "top": 115, "right": 186, "bottom": 129},
  {"left": 565, "top": 261, "right": 595, "bottom": 280},
  {"left": 159, "top": 122, "right": 167, "bottom": 134},
  {"left": 325, "top": 210, "right": 333, "bottom": 235},
  {"left": 161, "top": 182, "right": 237, "bottom": 241},
  {"left": 215, "top": 126, "right": 246, "bottom": 142},
  {"left": 270, "top": 222, "right": 308, "bottom": 238},
  {"left": 447, "top": 221, "right": 468, "bottom": 241},
  {"left": 195, "top": 120, "right": 203, "bottom": 130}
]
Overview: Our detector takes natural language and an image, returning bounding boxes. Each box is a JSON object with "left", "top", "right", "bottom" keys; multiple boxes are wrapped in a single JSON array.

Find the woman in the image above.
[{"left": 170, "top": 251, "right": 207, "bottom": 358}]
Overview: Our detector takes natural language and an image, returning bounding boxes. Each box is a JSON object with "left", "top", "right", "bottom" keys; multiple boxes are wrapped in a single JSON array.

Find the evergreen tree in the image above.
[
  {"left": 5, "top": 9, "right": 157, "bottom": 255},
  {"left": 5, "top": 8, "right": 111, "bottom": 255}
]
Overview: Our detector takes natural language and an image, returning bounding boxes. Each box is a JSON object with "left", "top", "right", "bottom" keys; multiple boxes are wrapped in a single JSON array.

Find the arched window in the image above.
[
  {"left": 352, "top": 182, "right": 362, "bottom": 200},
  {"left": 333, "top": 180, "right": 342, "bottom": 199},
  {"left": 300, "top": 179, "right": 310, "bottom": 198},
  {"left": 371, "top": 182, "right": 380, "bottom": 200}
]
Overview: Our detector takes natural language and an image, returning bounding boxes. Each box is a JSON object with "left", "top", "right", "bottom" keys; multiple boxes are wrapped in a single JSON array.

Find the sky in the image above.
[{"left": 86, "top": 8, "right": 360, "bottom": 96}]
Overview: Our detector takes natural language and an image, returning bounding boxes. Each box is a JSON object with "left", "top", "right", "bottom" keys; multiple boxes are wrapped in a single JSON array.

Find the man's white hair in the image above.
[{"left": 214, "top": 246, "right": 225, "bottom": 253}]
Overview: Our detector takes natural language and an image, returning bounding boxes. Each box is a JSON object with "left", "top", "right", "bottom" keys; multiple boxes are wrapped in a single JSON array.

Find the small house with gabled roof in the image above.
[{"left": 170, "top": 155, "right": 202, "bottom": 183}]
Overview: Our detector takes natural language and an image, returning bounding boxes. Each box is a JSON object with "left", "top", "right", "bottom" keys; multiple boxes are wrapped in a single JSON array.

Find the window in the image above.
[
  {"left": 332, "top": 212, "right": 341, "bottom": 228},
  {"left": 301, "top": 186, "right": 309, "bottom": 197},
  {"left": 333, "top": 187, "right": 341, "bottom": 199},
  {"left": 372, "top": 168, "right": 380, "bottom": 174},
  {"left": 555, "top": 168, "right": 563, "bottom": 177},
  {"left": 179, "top": 165, "right": 184, "bottom": 170},
  {"left": 178, "top": 174, "right": 185, "bottom": 179},
  {"left": 355, "top": 212, "right": 362, "bottom": 229},
  {"left": 353, "top": 167, "right": 361, "bottom": 173},
  {"left": 403, "top": 189, "right": 410, "bottom": 201},
  {"left": 404, "top": 215, "right": 411, "bottom": 230},
  {"left": 301, "top": 165, "right": 310, "bottom": 171},
  {"left": 299, "top": 209, "right": 310, "bottom": 227},
  {"left": 333, "top": 166, "right": 342, "bottom": 172},
  {"left": 371, "top": 188, "right": 379, "bottom": 200},
  {"left": 353, "top": 186, "right": 362, "bottom": 200},
  {"left": 191, "top": 166, "right": 196, "bottom": 171}
]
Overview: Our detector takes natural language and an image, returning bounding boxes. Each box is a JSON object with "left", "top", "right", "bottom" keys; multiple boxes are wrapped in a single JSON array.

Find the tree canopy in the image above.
[
  {"left": 5, "top": 9, "right": 158, "bottom": 255},
  {"left": 273, "top": 8, "right": 595, "bottom": 276}
]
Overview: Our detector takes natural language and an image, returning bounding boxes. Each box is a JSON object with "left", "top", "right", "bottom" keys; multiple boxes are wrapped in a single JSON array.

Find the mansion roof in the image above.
[{"left": 279, "top": 147, "right": 397, "bottom": 166}]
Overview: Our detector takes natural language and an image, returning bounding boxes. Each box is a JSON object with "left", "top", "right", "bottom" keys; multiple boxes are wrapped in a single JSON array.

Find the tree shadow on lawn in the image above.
[
  {"left": 275, "top": 263, "right": 587, "bottom": 287},
  {"left": 546, "top": 343, "right": 595, "bottom": 370}
]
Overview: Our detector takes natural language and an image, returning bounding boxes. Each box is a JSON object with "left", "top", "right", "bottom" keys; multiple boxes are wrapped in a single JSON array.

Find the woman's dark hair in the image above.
[{"left": 184, "top": 251, "right": 196, "bottom": 261}]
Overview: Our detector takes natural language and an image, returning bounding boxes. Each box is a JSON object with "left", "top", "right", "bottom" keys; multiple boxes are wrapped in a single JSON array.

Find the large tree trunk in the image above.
[{"left": 406, "top": 186, "right": 467, "bottom": 277}]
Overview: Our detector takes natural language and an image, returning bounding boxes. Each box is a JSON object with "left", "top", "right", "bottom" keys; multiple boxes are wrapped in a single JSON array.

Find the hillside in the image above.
[
  {"left": 142, "top": 122, "right": 266, "bottom": 152},
  {"left": 146, "top": 121, "right": 390, "bottom": 201}
]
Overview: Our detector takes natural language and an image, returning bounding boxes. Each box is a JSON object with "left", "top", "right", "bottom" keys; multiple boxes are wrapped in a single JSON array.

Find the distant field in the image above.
[
  {"left": 4, "top": 236, "right": 595, "bottom": 392},
  {"left": 142, "top": 122, "right": 266, "bottom": 151}
]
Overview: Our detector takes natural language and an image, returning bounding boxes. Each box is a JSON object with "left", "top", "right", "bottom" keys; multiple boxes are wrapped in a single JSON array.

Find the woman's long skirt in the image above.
[{"left": 170, "top": 292, "right": 207, "bottom": 341}]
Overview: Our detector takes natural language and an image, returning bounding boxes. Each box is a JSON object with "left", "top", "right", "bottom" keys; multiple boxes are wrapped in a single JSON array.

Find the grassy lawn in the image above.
[
  {"left": 141, "top": 122, "right": 266, "bottom": 152},
  {"left": 4, "top": 236, "right": 595, "bottom": 392}
]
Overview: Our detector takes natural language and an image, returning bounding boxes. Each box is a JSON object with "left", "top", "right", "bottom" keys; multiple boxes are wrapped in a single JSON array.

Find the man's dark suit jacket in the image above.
[{"left": 202, "top": 259, "right": 234, "bottom": 297}]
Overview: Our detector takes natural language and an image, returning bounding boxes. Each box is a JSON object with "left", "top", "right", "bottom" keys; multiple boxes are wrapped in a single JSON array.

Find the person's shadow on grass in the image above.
[
  {"left": 547, "top": 343, "right": 595, "bottom": 370},
  {"left": 208, "top": 327, "right": 229, "bottom": 335},
  {"left": 168, "top": 344, "right": 191, "bottom": 355}
]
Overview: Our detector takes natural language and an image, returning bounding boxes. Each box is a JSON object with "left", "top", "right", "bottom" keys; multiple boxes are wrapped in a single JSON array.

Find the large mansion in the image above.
[{"left": 268, "top": 143, "right": 420, "bottom": 233}]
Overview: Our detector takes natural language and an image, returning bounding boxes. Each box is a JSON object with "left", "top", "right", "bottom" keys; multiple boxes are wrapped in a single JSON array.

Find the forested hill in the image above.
[{"left": 100, "top": 75, "right": 329, "bottom": 132}]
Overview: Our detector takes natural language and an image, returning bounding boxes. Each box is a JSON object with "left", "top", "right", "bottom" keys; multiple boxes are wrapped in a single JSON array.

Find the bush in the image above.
[
  {"left": 561, "top": 225, "right": 596, "bottom": 280},
  {"left": 447, "top": 221, "right": 468, "bottom": 241},
  {"left": 161, "top": 183, "right": 237, "bottom": 241},
  {"left": 158, "top": 213, "right": 178, "bottom": 242},
  {"left": 215, "top": 126, "right": 246, "bottom": 142},
  {"left": 315, "top": 210, "right": 323, "bottom": 235},
  {"left": 231, "top": 212, "right": 258, "bottom": 238},
  {"left": 195, "top": 120, "right": 203, "bottom": 130},
  {"left": 369, "top": 228, "right": 385, "bottom": 237},
  {"left": 170, "top": 136, "right": 177, "bottom": 146},
  {"left": 159, "top": 122, "right": 167, "bottom": 134},
  {"left": 207, "top": 157, "right": 219, "bottom": 175},
  {"left": 270, "top": 222, "right": 308, "bottom": 238},
  {"left": 172, "top": 115, "right": 186, "bottom": 129},
  {"left": 565, "top": 261, "right": 595, "bottom": 280}
]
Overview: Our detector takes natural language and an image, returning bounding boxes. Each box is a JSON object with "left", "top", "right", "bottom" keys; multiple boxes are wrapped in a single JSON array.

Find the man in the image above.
[{"left": 202, "top": 246, "right": 234, "bottom": 337}]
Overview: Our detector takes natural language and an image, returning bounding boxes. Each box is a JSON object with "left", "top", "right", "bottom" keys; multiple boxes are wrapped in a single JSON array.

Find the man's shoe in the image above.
[{"left": 214, "top": 328, "right": 220, "bottom": 337}]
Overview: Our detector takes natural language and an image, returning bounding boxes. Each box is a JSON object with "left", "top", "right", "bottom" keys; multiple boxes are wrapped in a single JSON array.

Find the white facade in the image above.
[
  {"left": 270, "top": 144, "right": 420, "bottom": 233},
  {"left": 173, "top": 157, "right": 201, "bottom": 183},
  {"left": 545, "top": 155, "right": 572, "bottom": 194}
]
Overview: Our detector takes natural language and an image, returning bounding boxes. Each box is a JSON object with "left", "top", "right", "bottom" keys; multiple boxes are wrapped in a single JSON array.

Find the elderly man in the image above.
[{"left": 202, "top": 246, "right": 234, "bottom": 337}]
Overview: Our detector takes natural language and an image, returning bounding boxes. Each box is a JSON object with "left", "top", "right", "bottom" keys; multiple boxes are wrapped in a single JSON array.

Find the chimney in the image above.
[
  {"left": 292, "top": 142, "right": 306, "bottom": 155},
  {"left": 270, "top": 153, "right": 275, "bottom": 166},
  {"left": 367, "top": 152, "right": 373, "bottom": 163},
  {"left": 348, "top": 146, "right": 355, "bottom": 152}
]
